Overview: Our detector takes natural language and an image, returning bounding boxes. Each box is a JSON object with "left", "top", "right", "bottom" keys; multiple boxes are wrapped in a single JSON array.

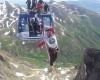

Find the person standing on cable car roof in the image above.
[
  {"left": 44, "top": 3, "right": 50, "bottom": 13},
  {"left": 26, "top": 0, "right": 31, "bottom": 10},
  {"left": 31, "top": 0, "right": 37, "bottom": 10},
  {"left": 36, "top": 0, "right": 44, "bottom": 14}
]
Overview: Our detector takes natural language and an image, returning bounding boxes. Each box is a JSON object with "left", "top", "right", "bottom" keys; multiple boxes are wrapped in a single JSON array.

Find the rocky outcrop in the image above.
[
  {"left": 75, "top": 48, "right": 100, "bottom": 80},
  {"left": 0, "top": 50, "right": 78, "bottom": 80},
  {"left": 0, "top": 55, "right": 5, "bottom": 62}
]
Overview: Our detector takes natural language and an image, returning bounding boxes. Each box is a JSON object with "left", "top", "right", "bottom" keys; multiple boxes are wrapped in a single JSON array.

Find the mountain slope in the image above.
[
  {"left": 0, "top": 1, "right": 100, "bottom": 68},
  {"left": 0, "top": 1, "right": 26, "bottom": 29},
  {"left": 50, "top": 2, "right": 100, "bottom": 66},
  {"left": 70, "top": 0, "right": 100, "bottom": 13},
  {"left": 0, "top": 50, "right": 77, "bottom": 80},
  {"left": 0, "top": 1, "right": 100, "bottom": 80}
]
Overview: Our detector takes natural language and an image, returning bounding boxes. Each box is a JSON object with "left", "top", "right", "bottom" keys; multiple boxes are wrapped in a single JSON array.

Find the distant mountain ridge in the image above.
[
  {"left": 70, "top": 0, "right": 100, "bottom": 13},
  {"left": 0, "top": 1, "right": 100, "bottom": 68}
]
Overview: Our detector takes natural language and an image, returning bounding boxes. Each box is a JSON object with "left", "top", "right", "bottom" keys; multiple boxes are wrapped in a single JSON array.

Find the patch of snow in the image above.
[
  {"left": 40, "top": 74, "right": 46, "bottom": 80},
  {"left": 3, "top": 14, "right": 7, "bottom": 19},
  {"left": 58, "top": 67, "right": 62, "bottom": 70},
  {"left": 13, "top": 28, "right": 16, "bottom": 33},
  {"left": 22, "top": 41, "right": 26, "bottom": 45},
  {"left": 66, "top": 68, "right": 71, "bottom": 72},
  {"left": 65, "top": 78, "right": 69, "bottom": 80},
  {"left": 15, "top": 72, "right": 25, "bottom": 77},
  {"left": 0, "top": 2, "right": 7, "bottom": 15},
  {"left": 60, "top": 19, "right": 62, "bottom": 22},
  {"left": 9, "top": 18, "right": 13, "bottom": 21},
  {"left": 11, "top": 11, "right": 15, "bottom": 17},
  {"left": 60, "top": 70, "right": 66, "bottom": 74},
  {"left": 4, "top": 31, "right": 10, "bottom": 36},
  {"left": 6, "top": 21, "right": 9, "bottom": 28},
  {"left": 0, "top": 42, "right": 2, "bottom": 49},
  {"left": 8, "top": 19, "right": 17, "bottom": 27},
  {"left": 66, "top": 75, "right": 70, "bottom": 78},
  {"left": 9, "top": 62, "right": 19, "bottom": 68},
  {"left": 69, "top": 17, "right": 74, "bottom": 23},
  {"left": 63, "top": 20, "right": 66, "bottom": 23},
  {"left": 61, "top": 31, "right": 65, "bottom": 36},
  {"left": 84, "top": 64, "right": 87, "bottom": 76},
  {"left": 43, "top": 68, "right": 48, "bottom": 73}
]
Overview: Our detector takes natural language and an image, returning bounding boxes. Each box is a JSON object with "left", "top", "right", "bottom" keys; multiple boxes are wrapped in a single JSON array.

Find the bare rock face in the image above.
[
  {"left": 0, "top": 55, "right": 5, "bottom": 62},
  {"left": 75, "top": 48, "right": 100, "bottom": 80}
]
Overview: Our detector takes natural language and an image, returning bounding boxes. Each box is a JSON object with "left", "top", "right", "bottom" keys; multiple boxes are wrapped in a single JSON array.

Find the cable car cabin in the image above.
[
  {"left": 40, "top": 14, "right": 54, "bottom": 31},
  {"left": 17, "top": 13, "right": 42, "bottom": 40},
  {"left": 17, "top": 13, "right": 54, "bottom": 41}
]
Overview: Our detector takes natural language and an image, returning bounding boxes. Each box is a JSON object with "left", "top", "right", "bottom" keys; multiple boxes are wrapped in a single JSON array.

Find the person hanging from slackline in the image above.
[{"left": 38, "top": 28, "right": 59, "bottom": 72}]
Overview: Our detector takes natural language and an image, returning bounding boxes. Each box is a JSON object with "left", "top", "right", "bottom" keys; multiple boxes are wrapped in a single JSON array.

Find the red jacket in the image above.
[
  {"left": 36, "top": 3, "right": 44, "bottom": 9},
  {"left": 49, "top": 27, "right": 55, "bottom": 34},
  {"left": 38, "top": 40, "right": 45, "bottom": 48}
]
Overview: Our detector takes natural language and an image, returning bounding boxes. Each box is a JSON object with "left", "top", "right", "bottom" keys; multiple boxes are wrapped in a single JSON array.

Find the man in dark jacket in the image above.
[
  {"left": 26, "top": 0, "right": 31, "bottom": 10},
  {"left": 31, "top": 0, "right": 37, "bottom": 9},
  {"left": 36, "top": 0, "right": 44, "bottom": 14},
  {"left": 44, "top": 3, "right": 49, "bottom": 13},
  {"left": 31, "top": 18, "right": 40, "bottom": 36}
]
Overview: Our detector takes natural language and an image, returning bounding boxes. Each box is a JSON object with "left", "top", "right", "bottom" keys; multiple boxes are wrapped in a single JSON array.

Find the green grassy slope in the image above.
[
  {"left": 55, "top": 13, "right": 100, "bottom": 67},
  {"left": 0, "top": 14, "right": 100, "bottom": 68},
  {"left": 0, "top": 2, "right": 100, "bottom": 68}
]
